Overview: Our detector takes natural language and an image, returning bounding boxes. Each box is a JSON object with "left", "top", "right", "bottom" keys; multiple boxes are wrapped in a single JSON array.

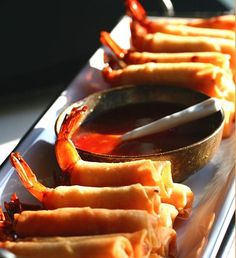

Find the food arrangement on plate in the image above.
[
  {"left": 0, "top": 0, "right": 235, "bottom": 257},
  {"left": 55, "top": 84, "right": 225, "bottom": 183}
]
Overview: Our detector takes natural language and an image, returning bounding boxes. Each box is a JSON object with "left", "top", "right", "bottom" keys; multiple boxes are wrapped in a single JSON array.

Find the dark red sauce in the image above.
[{"left": 72, "top": 102, "right": 218, "bottom": 156}]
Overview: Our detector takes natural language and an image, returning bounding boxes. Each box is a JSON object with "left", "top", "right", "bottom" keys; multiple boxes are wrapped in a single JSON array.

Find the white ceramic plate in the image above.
[{"left": 0, "top": 16, "right": 235, "bottom": 258}]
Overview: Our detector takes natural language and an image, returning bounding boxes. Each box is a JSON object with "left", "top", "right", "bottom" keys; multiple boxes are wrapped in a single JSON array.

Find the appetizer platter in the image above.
[{"left": 0, "top": 1, "right": 235, "bottom": 257}]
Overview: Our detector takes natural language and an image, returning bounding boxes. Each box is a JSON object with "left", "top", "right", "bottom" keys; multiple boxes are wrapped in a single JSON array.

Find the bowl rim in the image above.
[{"left": 55, "top": 84, "right": 225, "bottom": 159}]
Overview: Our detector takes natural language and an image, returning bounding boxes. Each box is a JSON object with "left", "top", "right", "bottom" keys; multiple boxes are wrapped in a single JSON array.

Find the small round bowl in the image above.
[{"left": 56, "top": 84, "right": 224, "bottom": 182}]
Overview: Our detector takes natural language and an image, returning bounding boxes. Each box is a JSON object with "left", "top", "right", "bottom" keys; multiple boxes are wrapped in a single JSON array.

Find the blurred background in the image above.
[
  {"left": 0, "top": 0, "right": 234, "bottom": 163},
  {"left": 0, "top": 0, "right": 234, "bottom": 98}
]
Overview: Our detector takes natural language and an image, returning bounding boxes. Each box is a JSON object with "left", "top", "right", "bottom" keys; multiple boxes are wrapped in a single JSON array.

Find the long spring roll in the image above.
[
  {"left": 69, "top": 159, "right": 193, "bottom": 216},
  {"left": 43, "top": 184, "right": 161, "bottom": 214},
  {"left": 131, "top": 29, "right": 234, "bottom": 54},
  {"left": 131, "top": 29, "right": 235, "bottom": 70},
  {"left": 70, "top": 159, "right": 171, "bottom": 190},
  {"left": 103, "top": 62, "right": 235, "bottom": 103},
  {"left": 13, "top": 207, "right": 158, "bottom": 239},
  {"left": 151, "top": 15, "right": 235, "bottom": 31},
  {"left": 0, "top": 233, "right": 141, "bottom": 258},
  {"left": 125, "top": 52, "right": 231, "bottom": 73},
  {"left": 26, "top": 230, "right": 151, "bottom": 258},
  {"left": 12, "top": 206, "right": 177, "bottom": 257},
  {"left": 145, "top": 23, "right": 235, "bottom": 40}
]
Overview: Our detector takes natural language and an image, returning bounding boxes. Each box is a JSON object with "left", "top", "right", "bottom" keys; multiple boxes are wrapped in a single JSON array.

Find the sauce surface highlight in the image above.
[{"left": 72, "top": 102, "right": 217, "bottom": 156}]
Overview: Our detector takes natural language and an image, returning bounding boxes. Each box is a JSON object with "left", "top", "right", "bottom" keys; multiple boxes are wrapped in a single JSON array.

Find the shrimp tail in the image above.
[
  {"left": 100, "top": 31, "right": 128, "bottom": 60},
  {"left": 125, "top": 0, "right": 148, "bottom": 25},
  {"left": 0, "top": 207, "right": 12, "bottom": 241},
  {"left": 55, "top": 106, "right": 87, "bottom": 173},
  {"left": 129, "top": 20, "right": 149, "bottom": 50},
  {"left": 102, "top": 65, "right": 123, "bottom": 86},
  {"left": 10, "top": 152, "right": 46, "bottom": 202},
  {"left": 58, "top": 106, "right": 88, "bottom": 141}
]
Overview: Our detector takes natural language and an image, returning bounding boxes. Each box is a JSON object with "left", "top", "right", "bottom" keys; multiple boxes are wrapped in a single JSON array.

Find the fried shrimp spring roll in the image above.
[
  {"left": 1, "top": 237, "right": 135, "bottom": 258},
  {"left": 44, "top": 184, "right": 161, "bottom": 213},
  {"left": 131, "top": 26, "right": 235, "bottom": 70},
  {"left": 29, "top": 230, "right": 151, "bottom": 258},
  {"left": 103, "top": 62, "right": 235, "bottom": 103},
  {"left": 10, "top": 152, "right": 192, "bottom": 216},
  {"left": 55, "top": 106, "right": 173, "bottom": 191},
  {"left": 155, "top": 15, "right": 235, "bottom": 31},
  {"left": 128, "top": 14, "right": 234, "bottom": 39},
  {"left": 1, "top": 230, "right": 150, "bottom": 258},
  {"left": 71, "top": 160, "right": 193, "bottom": 217},
  {"left": 125, "top": 0, "right": 235, "bottom": 31},
  {"left": 143, "top": 23, "right": 235, "bottom": 40},
  {"left": 1, "top": 230, "right": 176, "bottom": 258},
  {"left": 13, "top": 207, "right": 177, "bottom": 257},
  {"left": 100, "top": 31, "right": 232, "bottom": 73},
  {"left": 125, "top": 52, "right": 231, "bottom": 71},
  {"left": 71, "top": 159, "right": 171, "bottom": 188},
  {"left": 11, "top": 152, "right": 161, "bottom": 213},
  {"left": 131, "top": 26, "right": 228, "bottom": 53},
  {"left": 13, "top": 207, "right": 162, "bottom": 249},
  {"left": 55, "top": 107, "right": 194, "bottom": 213}
]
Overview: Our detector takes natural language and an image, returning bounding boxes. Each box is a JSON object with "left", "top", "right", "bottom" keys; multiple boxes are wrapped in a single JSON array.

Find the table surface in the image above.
[{"left": 0, "top": 86, "right": 62, "bottom": 164}]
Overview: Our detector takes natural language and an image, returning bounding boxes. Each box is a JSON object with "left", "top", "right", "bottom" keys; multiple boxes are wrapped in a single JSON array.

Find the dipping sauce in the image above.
[{"left": 72, "top": 102, "right": 218, "bottom": 156}]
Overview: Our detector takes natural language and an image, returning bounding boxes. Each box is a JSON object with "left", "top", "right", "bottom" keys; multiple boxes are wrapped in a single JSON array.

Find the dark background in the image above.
[{"left": 0, "top": 0, "right": 234, "bottom": 97}]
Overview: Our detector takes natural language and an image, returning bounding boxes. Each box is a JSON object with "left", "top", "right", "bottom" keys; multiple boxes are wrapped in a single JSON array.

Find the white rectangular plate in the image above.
[{"left": 0, "top": 16, "right": 235, "bottom": 258}]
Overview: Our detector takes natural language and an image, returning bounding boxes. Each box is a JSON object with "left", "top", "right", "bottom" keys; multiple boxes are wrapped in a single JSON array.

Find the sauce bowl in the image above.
[{"left": 55, "top": 84, "right": 224, "bottom": 182}]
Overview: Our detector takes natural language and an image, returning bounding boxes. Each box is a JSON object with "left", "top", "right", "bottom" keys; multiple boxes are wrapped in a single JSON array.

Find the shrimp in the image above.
[
  {"left": 55, "top": 106, "right": 194, "bottom": 216},
  {"left": 100, "top": 31, "right": 232, "bottom": 72},
  {"left": 10, "top": 152, "right": 161, "bottom": 214},
  {"left": 125, "top": 0, "right": 235, "bottom": 32}
]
